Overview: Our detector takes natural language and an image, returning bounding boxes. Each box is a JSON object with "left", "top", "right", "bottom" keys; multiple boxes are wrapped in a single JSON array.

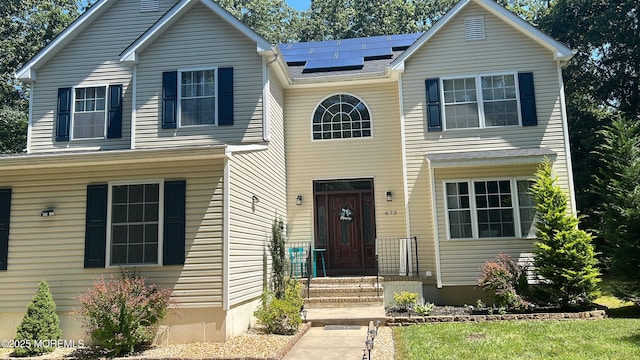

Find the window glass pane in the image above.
[
  {"left": 446, "top": 182, "right": 473, "bottom": 239},
  {"left": 482, "top": 74, "right": 518, "bottom": 127},
  {"left": 475, "top": 180, "right": 514, "bottom": 238},
  {"left": 110, "top": 183, "right": 160, "bottom": 265},
  {"left": 73, "top": 86, "right": 106, "bottom": 139},
  {"left": 518, "top": 180, "right": 536, "bottom": 237},
  {"left": 445, "top": 103, "right": 479, "bottom": 129},
  {"left": 312, "top": 94, "right": 371, "bottom": 140},
  {"left": 180, "top": 69, "right": 215, "bottom": 126}
]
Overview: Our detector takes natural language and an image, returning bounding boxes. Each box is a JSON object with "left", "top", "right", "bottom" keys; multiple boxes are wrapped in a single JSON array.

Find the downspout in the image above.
[
  {"left": 26, "top": 85, "right": 33, "bottom": 153},
  {"left": 398, "top": 74, "right": 412, "bottom": 238},
  {"left": 131, "top": 64, "right": 137, "bottom": 150}
]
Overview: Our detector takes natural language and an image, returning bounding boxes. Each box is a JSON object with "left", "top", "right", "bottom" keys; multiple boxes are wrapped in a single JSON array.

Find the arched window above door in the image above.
[{"left": 312, "top": 94, "right": 372, "bottom": 140}]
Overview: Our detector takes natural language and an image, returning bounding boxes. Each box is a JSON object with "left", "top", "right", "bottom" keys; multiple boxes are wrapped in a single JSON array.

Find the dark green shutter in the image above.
[
  {"left": 163, "top": 180, "right": 186, "bottom": 265},
  {"left": 0, "top": 189, "right": 11, "bottom": 271},
  {"left": 162, "top": 71, "right": 178, "bottom": 129},
  {"left": 518, "top": 72, "right": 537, "bottom": 126},
  {"left": 56, "top": 88, "right": 72, "bottom": 141},
  {"left": 218, "top": 67, "right": 234, "bottom": 126},
  {"left": 107, "top": 84, "right": 123, "bottom": 138},
  {"left": 425, "top": 78, "right": 442, "bottom": 132},
  {"left": 84, "top": 184, "right": 107, "bottom": 268}
]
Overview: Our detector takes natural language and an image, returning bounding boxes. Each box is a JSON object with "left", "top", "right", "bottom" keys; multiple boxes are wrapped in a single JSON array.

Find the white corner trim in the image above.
[
  {"left": 26, "top": 87, "right": 33, "bottom": 154},
  {"left": 131, "top": 64, "right": 137, "bottom": 150},
  {"left": 398, "top": 74, "right": 411, "bottom": 238},
  {"left": 15, "top": 0, "right": 113, "bottom": 81},
  {"left": 430, "top": 165, "right": 443, "bottom": 288},
  {"left": 557, "top": 62, "right": 577, "bottom": 214},
  {"left": 223, "top": 157, "right": 231, "bottom": 310}
]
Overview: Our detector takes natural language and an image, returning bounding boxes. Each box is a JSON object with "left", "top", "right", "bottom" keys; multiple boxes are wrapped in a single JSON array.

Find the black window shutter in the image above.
[
  {"left": 164, "top": 180, "right": 186, "bottom": 265},
  {"left": 0, "top": 189, "right": 11, "bottom": 271},
  {"left": 162, "top": 71, "right": 178, "bottom": 129},
  {"left": 107, "top": 84, "right": 123, "bottom": 138},
  {"left": 218, "top": 67, "right": 234, "bottom": 126},
  {"left": 425, "top": 78, "right": 442, "bottom": 132},
  {"left": 56, "top": 88, "right": 72, "bottom": 141},
  {"left": 518, "top": 72, "right": 537, "bottom": 126},
  {"left": 84, "top": 184, "right": 107, "bottom": 268}
]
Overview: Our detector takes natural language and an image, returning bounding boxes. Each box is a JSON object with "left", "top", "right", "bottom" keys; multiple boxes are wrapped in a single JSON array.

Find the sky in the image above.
[{"left": 286, "top": 0, "right": 311, "bottom": 11}]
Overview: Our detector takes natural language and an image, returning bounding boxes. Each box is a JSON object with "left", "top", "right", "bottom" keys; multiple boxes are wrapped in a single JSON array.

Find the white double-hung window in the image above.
[
  {"left": 73, "top": 86, "right": 107, "bottom": 139},
  {"left": 442, "top": 73, "right": 519, "bottom": 130},
  {"left": 445, "top": 178, "right": 535, "bottom": 240},
  {"left": 179, "top": 68, "right": 216, "bottom": 126}
]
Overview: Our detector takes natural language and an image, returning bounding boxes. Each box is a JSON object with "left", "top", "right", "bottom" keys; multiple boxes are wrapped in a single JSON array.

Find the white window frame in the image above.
[
  {"left": 441, "top": 72, "right": 522, "bottom": 131},
  {"left": 443, "top": 177, "right": 535, "bottom": 240},
  {"left": 70, "top": 84, "right": 108, "bottom": 140},
  {"left": 177, "top": 66, "right": 218, "bottom": 128},
  {"left": 310, "top": 93, "right": 374, "bottom": 141},
  {"left": 106, "top": 179, "right": 164, "bottom": 267}
]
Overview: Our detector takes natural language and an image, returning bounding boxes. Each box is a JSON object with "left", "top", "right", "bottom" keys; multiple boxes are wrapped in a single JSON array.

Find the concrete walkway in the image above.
[{"left": 282, "top": 325, "right": 368, "bottom": 360}]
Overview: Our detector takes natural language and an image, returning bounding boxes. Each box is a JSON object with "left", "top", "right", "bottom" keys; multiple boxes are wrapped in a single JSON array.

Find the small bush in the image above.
[
  {"left": 478, "top": 254, "right": 530, "bottom": 309},
  {"left": 393, "top": 291, "right": 418, "bottom": 311},
  {"left": 13, "top": 280, "right": 61, "bottom": 357},
  {"left": 414, "top": 302, "right": 435, "bottom": 316},
  {"left": 254, "top": 279, "right": 303, "bottom": 335},
  {"left": 76, "top": 274, "right": 171, "bottom": 356}
]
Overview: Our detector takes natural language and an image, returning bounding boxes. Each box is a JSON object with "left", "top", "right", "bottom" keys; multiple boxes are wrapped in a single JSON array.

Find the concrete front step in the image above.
[
  {"left": 303, "top": 306, "right": 386, "bottom": 327},
  {"left": 304, "top": 296, "right": 384, "bottom": 309},
  {"left": 301, "top": 276, "right": 383, "bottom": 285},
  {"left": 308, "top": 286, "right": 381, "bottom": 298}
]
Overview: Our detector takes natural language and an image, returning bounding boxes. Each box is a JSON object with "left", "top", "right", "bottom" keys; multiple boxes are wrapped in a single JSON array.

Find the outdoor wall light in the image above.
[
  {"left": 301, "top": 308, "right": 308, "bottom": 323},
  {"left": 296, "top": 195, "right": 303, "bottom": 206},
  {"left": 386, "top": 191, "right": 392, "bottom": 202},
  {"left": 39, "top": 209, "right": 55, "bottom": 217},
  {"left": 252, "top": 195, "right": 259, "bottom": 204}
]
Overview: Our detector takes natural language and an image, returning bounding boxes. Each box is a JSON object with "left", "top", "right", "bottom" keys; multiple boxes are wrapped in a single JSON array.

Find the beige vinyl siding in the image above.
[
  {"left": 29, "top": 0, "right": 179, "bottom": 153},
  {"left": 433, "top": 165, "right": 538, "bottom": 285},
  {"left": 135, "top": 2, "right": 264, "bottom": 149},
  {"left": 285, "top": 82, "right": 406, "bottom": 246},
  {"left": 227, "top": 69, "right": 287, "bottom": 306},
  {"left": 0, "top": 158, "right": 224, "bottom": 312},
  {"left": 401, "top": 3, "right": 573, "bottom": 285}
]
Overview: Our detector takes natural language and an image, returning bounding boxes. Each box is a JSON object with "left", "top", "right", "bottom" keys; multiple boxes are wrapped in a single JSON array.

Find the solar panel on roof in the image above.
[
  {"left": 304, "top": 57, "right": 364, "bottom": 72},
  {"left": 336, "top": 47, "right": 392, "bottom": 59}
]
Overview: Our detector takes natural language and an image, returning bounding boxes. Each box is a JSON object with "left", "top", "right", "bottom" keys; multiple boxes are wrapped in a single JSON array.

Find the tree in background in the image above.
[
  {"left": 217, "top": 0, "right": 299, "bottom": 43},
  {"left": 0, "top": 0, "right": 81, "bottom": 153},
  {"left": 531, "top": 159, "right": 600, "bottom": 307},
  {"left": 538, "top": 0, "right": 640, "bottom": 241},
  {"left": 594, "top": 116, "right": 640, "bottom": 304}
]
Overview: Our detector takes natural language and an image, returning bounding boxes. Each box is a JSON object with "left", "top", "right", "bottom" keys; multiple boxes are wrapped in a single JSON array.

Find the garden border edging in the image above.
[{"left": 385, "top": 310, "right": 606, "bottom": 326}]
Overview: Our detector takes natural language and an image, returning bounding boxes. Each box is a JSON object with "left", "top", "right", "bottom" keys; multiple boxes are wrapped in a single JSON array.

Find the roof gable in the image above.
[
  {"left": 390, "top": 0, "right": 573, "bottom": 70},
  {"left": 120, "top": 0, "right": 273, "bottom": 64},
  {"left": 15, "top": 0, "right": 115, "bottom": 82}
]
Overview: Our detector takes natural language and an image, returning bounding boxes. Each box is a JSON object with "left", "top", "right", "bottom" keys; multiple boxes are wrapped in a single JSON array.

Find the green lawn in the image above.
[{"left": 394, "top": 319, "right": 640, "bottom": 360}]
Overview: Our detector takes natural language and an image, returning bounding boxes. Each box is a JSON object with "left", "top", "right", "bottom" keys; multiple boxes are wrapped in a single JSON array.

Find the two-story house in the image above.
[{"left": 1, "top": 0, "right": 574, "bottom": 344}]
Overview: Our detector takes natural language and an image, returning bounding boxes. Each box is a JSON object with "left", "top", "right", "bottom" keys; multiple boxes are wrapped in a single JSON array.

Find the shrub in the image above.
[
  {"left": 532, "top": 159, "right": 601, "bottom": 307},
  {"left": 254, "top": 279, "right": 303, "bottom": 335},
  {"left": 13, "top": 280, "right": 61, "bottom": 357},
  {"left": 414, "top": 302, "right": 435, "bottom": 316},
  {"left": 269, "top": 217, "right": 287, "bottom": 298},
  {"left": 478, "top": 254, "right": 530, "bottom": 309},
  {"left": 393, "top": 291, "right": 418, "bottom": 311},
  {"left": 76, "top": 274, "right": 172, "bottom": 356}
]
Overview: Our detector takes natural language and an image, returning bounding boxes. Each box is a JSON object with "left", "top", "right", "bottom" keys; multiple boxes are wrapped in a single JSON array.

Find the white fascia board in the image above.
[
  {"left": 225, "top": 144, "right": 269, "bottom": 156},
  {"left": 120, "top": 0, "right": 273, "bottom": 63},
  {"left": 15, "top": 0, "right": 113, "bottom": 82}
]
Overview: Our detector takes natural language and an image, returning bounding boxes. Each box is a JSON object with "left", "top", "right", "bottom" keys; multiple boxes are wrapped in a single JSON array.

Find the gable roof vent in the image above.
[
  {"left": 464, "top": 16, "right": 485, "bottom": 40},
  {"left": 140, "top": 0, "right": 159, "bottom": 12}
]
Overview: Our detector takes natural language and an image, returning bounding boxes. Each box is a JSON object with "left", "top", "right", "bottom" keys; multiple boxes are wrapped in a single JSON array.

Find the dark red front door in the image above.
[{"left": 314, "top": 179, "right": 376, "bottom": 275}]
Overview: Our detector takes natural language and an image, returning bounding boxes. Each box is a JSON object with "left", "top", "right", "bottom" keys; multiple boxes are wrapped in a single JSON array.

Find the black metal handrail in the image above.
[{"left": 375, "top": 237, "right": 419, "bottom": 277}]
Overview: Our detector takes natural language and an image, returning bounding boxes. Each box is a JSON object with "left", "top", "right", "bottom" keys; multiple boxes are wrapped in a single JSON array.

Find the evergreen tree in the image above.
[
  {"left": 14, "top": 280, "right": 61, "bottom": 356},
  {"left": 531, "top": 159, "right": 600, "bottom": 307},
  {"left": 594, "top": 115, "right": 640, "bottom": 304},
  {"left": 269, "top": 217, "right": 287, "bottom": 298}
]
